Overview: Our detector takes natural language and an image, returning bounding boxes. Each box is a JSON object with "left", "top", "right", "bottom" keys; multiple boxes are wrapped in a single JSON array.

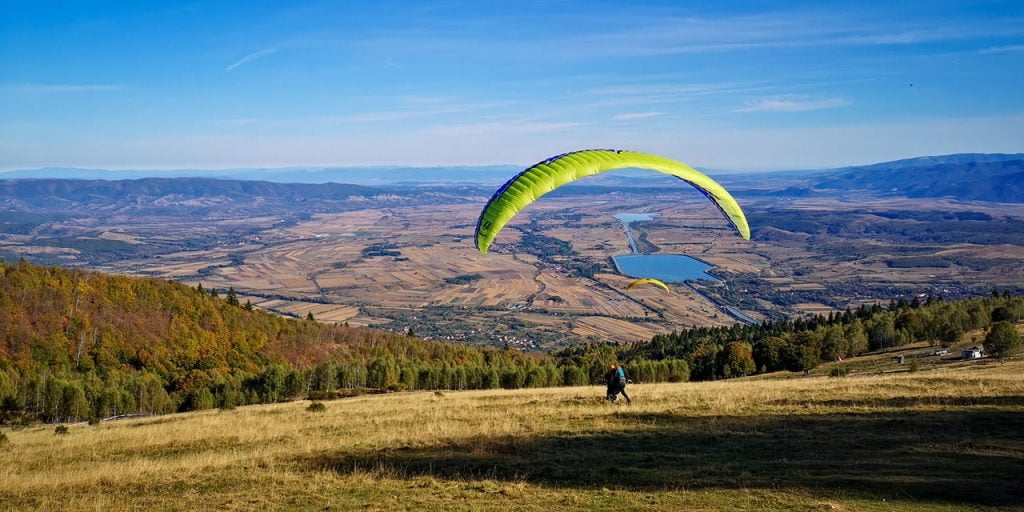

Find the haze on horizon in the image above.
[{"left": 1, "top": 0, "right": 1023, "bottom": 172}]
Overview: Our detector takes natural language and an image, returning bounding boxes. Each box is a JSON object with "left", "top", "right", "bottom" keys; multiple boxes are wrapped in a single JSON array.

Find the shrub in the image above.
[
  {"left": 54, "top": 425, "right": 70, "bottom": 436},
  {"left": 0, "top": 431, "right": 9, "bottom": 447},
  {"left": 828, "top": 366, "right": 849, "bottom": 378},
  {"left": 908, "top": 359, "right": 921, "bottom": 372},
  {"left": 306, "top": 401, "right": 327, "bottom": 413}
]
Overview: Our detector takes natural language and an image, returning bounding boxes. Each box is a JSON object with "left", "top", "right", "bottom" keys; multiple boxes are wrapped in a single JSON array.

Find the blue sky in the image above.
[{"left": 1, "top": 0, "right": 1022, "bottom": 170}]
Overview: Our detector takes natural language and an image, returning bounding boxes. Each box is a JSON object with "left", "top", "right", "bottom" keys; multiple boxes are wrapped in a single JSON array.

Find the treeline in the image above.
[
  {"left": 559, "top": 292, "right": 1024, "bottom": 381},
  {"left": 0, "top": 260, "right": 687, "bottom": 424}
]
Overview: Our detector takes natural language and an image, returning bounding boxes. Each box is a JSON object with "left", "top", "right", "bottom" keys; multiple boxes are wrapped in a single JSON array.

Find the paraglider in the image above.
[
  {"left": 625, "top": 278, "right": 670, "bottom": 293},
  {"left": 474, "top": 149, "right": 749, "bottom": 253}
]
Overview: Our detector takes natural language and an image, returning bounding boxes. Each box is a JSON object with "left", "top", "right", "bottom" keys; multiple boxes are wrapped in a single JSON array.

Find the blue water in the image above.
[
  {"left": 613, "top": 254, "right": 720, "bottom": 283},
  {"left": 613, "top": 213, "right": 655, "bottom": 223}
]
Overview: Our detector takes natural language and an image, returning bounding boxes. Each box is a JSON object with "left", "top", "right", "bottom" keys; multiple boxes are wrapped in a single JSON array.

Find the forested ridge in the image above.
[
  {"left": 561, "top": 292, "right": 1023, "bottom": 380},
  {"left": 1, "top": 260, "right": 1020, "bottom": 424},
  {"left": 0, "top": 261, "right": 689, "bottom": 423}
]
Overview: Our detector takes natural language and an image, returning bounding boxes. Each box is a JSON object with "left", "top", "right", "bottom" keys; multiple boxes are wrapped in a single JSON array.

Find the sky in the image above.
[{"left": 1, "top": 0, "right": 1023, "bottom": 171}]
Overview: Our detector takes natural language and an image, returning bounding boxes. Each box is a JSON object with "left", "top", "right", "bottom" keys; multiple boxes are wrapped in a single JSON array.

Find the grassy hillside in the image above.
[{"left": 2, "top": 361, "right": 1022, "bottom": 511}]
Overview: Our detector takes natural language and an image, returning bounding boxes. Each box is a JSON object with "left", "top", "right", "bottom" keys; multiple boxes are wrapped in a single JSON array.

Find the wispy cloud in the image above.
[
  {"left": 226, "top": 48, "right": 279, "bottom": 71},
  {"left": 978, "top": 44, "right": 1024, "bottom": 54},
  {"left": 736, "top": 96, "right": 850, "bottom": 113},
  {"left": 610, "top": 111, "right": 664, "bottom": 121},
  {"left": 560, "top": 11, "right": 1024, "bottom": 58},
  {"left": 5, "top": 84, "right": 123, "bottom": 93}
]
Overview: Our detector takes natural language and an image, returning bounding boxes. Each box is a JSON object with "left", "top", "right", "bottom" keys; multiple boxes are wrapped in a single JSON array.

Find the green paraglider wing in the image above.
[{"left": 474, "top": 149, "right": 750, "bottom": 253}]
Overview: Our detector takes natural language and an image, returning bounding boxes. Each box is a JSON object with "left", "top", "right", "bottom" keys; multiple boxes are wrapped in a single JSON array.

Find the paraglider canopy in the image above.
[
  {"left": 625, "top": 278, "right": 671, "bottom": 293},
  {"left": 474, "top": 149, "right": 749, "bottom": 253}
]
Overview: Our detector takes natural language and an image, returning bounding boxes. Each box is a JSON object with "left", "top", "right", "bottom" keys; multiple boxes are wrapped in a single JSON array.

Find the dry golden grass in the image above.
[{"left": 3, "top": 362, "right": 1023, "bottom": 511}]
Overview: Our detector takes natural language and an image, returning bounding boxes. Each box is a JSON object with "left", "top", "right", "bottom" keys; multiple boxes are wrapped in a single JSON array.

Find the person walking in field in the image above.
[{"left": 605, "top": 364, "right": 631, "bottom": 404}]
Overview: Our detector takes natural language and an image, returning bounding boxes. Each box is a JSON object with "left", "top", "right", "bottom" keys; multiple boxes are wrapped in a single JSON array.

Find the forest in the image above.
[
  {"left": 1, "top": 259, "right": 1020, "bottom": 424},
  {"left": 560, "top": 291, "right": 1023, "bottom": 380}
]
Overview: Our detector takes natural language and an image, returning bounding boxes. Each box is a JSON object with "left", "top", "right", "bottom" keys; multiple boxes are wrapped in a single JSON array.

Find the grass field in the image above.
[{"left": 3, "top": 362, "right": 1023, "bottom": 511}]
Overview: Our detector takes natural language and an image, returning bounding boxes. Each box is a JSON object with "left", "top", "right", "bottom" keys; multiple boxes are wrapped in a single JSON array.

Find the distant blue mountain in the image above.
[
  {"left": 0, "top": 166, "right": 521, "bottom": 185},
  {"left": 4, "top": 153, "right": 1023, "bottom": 202},
  {"left": 813, "top": 153, "right": 1024, "bottom": 202}
]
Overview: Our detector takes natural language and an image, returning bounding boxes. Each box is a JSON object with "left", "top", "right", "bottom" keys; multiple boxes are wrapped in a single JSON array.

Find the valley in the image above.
[{"left": 2, "top": 177, "right": 1023, "bottom": 349}]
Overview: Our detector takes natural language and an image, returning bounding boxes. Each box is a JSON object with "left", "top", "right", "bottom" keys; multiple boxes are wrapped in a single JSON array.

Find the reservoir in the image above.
[
  {"left": 612, "top": 212, "right": 719, "bottom": 283},
  {"left": 612, "top": 254, "right": 719, "bottom": 283}
]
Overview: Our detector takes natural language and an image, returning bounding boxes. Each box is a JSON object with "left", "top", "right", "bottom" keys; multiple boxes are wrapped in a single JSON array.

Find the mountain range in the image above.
[{"left": 2, "top": 153, "right": 1023, "bottom": 202}]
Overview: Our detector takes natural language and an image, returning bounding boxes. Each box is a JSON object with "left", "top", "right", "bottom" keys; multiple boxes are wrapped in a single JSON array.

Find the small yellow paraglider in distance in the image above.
[
  {"left": 474, "top": 149, "right": 750, "bottom": 253},
  {"left": 625, "top": 278, "right": 671, "bottom": 293}
]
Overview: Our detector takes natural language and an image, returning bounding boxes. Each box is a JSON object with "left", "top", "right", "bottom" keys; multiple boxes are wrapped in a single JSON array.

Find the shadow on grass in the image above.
[
  {"left": 775, "top": 395, "right": 1024, "bottom": 409},
  {"left": 297, "top": 408, "right": 1024, "bottom": 506}
]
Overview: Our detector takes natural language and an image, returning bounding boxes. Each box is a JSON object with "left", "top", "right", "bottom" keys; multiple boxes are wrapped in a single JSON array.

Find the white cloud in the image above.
[
  {"left": 610, "top": 112, "right": 664, "bottom": 121},
  {"left": 736, "top": 96, "right": 851, "bottom": 113},
  {"left": 226, "top": 48, "right": 279, "bottom": 71},
  {"left": 978, "top": 44, "right": 1024, "bottom": 54}
]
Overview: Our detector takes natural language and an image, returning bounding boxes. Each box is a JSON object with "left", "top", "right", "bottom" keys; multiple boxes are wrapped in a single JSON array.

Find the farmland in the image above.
[{"left": 3, "top": 180, "right": 1024, "bottom": 348}]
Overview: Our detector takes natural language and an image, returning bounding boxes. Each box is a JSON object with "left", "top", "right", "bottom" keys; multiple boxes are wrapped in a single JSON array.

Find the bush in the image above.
[
  {"left": 828, "top": 366, "right": 849, "bottom": 378},
  {"left": 306, "top": 401, "right": 327, "bottom": 413},
  {"left": 0, "top": 431, "right": 9, "bottom": 447},
  {"left": 908, "top": 359, "right": 921, "bottom": 372},
  {"left": 54, "top": 425, "right": 70, "bottom": 436}
]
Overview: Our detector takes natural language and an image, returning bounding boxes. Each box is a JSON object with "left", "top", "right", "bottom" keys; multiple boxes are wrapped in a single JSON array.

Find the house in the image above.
[{"left": 962, "top": 346, "right": 984, "bottom": 360}]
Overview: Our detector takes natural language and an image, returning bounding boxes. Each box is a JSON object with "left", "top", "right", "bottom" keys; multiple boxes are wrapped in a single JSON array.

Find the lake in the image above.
[
  {"left": 613, "top": 213, "right": 655, "bottom": 223},
  {"left": 612, "top": 254, "right": 720, "bottom": 283}
]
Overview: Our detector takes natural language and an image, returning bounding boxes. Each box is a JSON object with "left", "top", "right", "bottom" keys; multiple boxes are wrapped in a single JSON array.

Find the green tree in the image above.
[{"left": 985, "top": 321, "right": 1021, "bottom": 359}]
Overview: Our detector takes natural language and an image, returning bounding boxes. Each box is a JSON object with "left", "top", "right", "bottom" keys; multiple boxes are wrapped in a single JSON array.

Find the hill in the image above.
[
  {"left": 0, "top": 165, "right": 521, "bottom": 185},
  {"left": 0, "top": 261, "right": 568, "bottom": 423},
  {"left": 2, "top": 362, "right": 1022, "bottom": 510},
  {"left": 3, "top": 259, "right": 1021, "bottom": 425},
  {"left": 0, "top": 177, "right": 383, "bottom": 211},
  {"left": 811, "top": 153, "right": 1024, "bottom": 202}
]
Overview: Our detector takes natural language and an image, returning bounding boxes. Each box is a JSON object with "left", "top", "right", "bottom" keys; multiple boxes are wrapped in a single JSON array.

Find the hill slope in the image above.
[
  {"left": 2, "top": 363, "right": 1022, "bottom": 510},
  {"left": 813, "top": 153, "right": 1024, "bottom": 202},
  {"left": 0, "top": 177, "right": 382, "bottom": 210},
  {"left": 0, "top": 261, "right": 558, "bottom": 422}
]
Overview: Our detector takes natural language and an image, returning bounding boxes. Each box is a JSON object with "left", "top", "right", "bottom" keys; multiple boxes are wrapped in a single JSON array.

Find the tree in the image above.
[
  {"left": 844, "top": 321, "right": 869, "bottom": 356},
  {"left": 820, "top": 324, "right": 846, "bottom": 362},
  {"left": 721, "top": 342, "right": 755, "bottom": 378},
  {"left": 985, "top": 322, "right": 1021, "bottom": 360},
  {"left": 306, "top": 312, "right": 315, "bottom": 321},
  {"left": 991, "top": 306, "right": 1013, "bottom": 323},
  {"left": 226, "top": 288, "right": 239, "bottom": 307},
  {"left": 868, "top": 318, "right": 898, "bottom": 350}
]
